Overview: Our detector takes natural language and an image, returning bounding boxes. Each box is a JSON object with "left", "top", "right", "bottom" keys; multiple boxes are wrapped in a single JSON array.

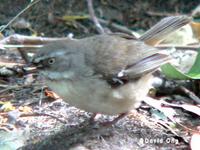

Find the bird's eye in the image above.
[{"left": 48, "top": 58, "right": 56, "bottom": 65}]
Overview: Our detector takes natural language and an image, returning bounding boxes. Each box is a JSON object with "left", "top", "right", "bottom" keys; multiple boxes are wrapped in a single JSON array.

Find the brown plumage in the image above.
[{"left": 32, "top": 16, "right": 191, "bottom": 123}]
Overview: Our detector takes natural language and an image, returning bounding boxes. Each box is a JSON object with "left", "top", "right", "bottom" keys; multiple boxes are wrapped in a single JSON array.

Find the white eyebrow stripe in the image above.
[{"left": 49, "top": 51, "right": 66, "bottom": 57}]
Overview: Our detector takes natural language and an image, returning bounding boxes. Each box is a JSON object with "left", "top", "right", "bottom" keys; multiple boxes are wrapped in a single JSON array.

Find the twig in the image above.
[
  {"left": 153, "top": 119, "right": 178, "bottom": 136},
  {"left": 0, "top": 0, "right": 40, "bottom": 32},
  {"left": 0, "top": 34, "right": 73, "bottom": 61},
  {"left": 156, "top": 44, "right": 200, "bottom": 51},
  {"left": 146, "top": 11, "right": 179, "bottom": 17},
  {"left": 0, "top": 64, "right": 33, "bottom": 77},
  {"left": 17, "top": 48, "right": 30, "bottom": 63},
  {"left": 98, "top": 18, "right": 134, "bottom": 35},
  {"left": 20, "top": 112, "right": 67, "bottom": 124},
  {"left": 0, "top": 67, "right": 17, "bottom": 77},
  {"left": 0, "top": 62, "right": 24, "bottom": 67},
  {"left": 179, "top": 86, "right": 200, "bottom": 104},
  {"left": 0, "top": 44, "right": 42, "bottom": 48},
  {"left": 86, "top": 0, "right": 104, "bottom": 34},
  {"left": 0, "top": 123, "right": 16, "bottom": 132},
  {"left": 0, "top": 34, "right": 72, "bottom": 45},
  {"left": 39, "top": 86, "right": 45, "bottom": 106},
  {"left": 0, "top": 112, "right": 67, "bottom": 124},
  {"left": 0, "top": 93, "right": 14, "bottom": 99},
  {"left": 0, "top": 83, "right": 41, "bottom": 94}
]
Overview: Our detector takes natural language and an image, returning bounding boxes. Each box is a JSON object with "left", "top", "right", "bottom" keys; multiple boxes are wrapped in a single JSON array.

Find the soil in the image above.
[{"left": 0, "top": 0, "right": 198, "bottom": 150}]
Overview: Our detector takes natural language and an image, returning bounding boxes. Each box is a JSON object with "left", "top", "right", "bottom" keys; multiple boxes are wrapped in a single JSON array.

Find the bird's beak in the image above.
[
  {"left": 23, "top": 58, "right": 41, "bottom": 74},
  {"left": 22, "top": 63, "right": 38, "bottom": 74},
  {"left": 31, "top": 57, "right": 45, "bottom": 69}
]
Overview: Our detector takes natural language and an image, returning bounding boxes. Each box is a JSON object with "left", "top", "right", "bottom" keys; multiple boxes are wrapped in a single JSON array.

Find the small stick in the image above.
[
  {"left": 0, "top": 35, "right": 73, "bottom": 61},
  {"left": 0, "top": 62, "right": 24, "bottom": 67},
  {"left": 0, "top": 34, "right": 72, "bottom": 45},
  {"left": 98, "top": 18, "right": 134, "bottom": 35},
  {"left": 0, "top": 112, "right": 67, "bottom": 124},
  {"left": 87, "top": 0, "right": 104, "bottom": 34},
  {"left": 179, "top": 86, "right": 200, "bottom": 104},
  {"left": 156, "top": 44, "right": 200, "bottom": 51},
  {"left": 146, "top": 11, "right": 179, "bottom": 17},
  {"left": 20, "top": 112, "right": 68, "bottom": 124},
  {"left": 0, "top": 0, "right": 40, "bottom": 32}
]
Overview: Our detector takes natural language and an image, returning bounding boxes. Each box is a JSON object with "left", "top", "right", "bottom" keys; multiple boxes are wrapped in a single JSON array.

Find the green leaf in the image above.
[
  {"left": 161, "top": 63, "right": 190, "bottom": 80},
  {"left": 187, "top": 50, "right": 200, "bottom": 79},
  {"left": 161, "top": 48, "right": 200, "bottom": 80}
]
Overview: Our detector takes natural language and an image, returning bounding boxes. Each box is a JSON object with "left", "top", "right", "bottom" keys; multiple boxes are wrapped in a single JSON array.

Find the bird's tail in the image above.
[{"left": 139, "top": 15, "right": 192, "bottom": 45}]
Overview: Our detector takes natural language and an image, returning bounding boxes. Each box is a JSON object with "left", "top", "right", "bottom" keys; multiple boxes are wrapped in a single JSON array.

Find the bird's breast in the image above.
[{"left": 44, "top": 74, "right": 152, "bottom": 115}]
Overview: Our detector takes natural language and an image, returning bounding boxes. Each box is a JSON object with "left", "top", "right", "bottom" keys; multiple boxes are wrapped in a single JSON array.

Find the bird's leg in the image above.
[
  {"left": 100, "top": 112, "right": 128, "bottom": 126},
  {"left": 89, "top": 112, "right": 128, "bottom": 126}
]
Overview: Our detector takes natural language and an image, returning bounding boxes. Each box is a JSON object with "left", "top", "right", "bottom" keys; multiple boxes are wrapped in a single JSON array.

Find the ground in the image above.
[{"left": 0, "top": 0, "right": 199, "bottom": 150}]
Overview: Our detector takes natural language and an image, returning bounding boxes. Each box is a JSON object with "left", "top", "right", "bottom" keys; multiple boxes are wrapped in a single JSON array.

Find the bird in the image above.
[{"left": 32, "top": 16, "right": 191, "bottom": 125}]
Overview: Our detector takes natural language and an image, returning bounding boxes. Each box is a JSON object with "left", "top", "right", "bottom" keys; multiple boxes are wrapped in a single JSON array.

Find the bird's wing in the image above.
[
  {"left": 81, "top": 15, "right": 191, "bottom": 82},
  {"left": 82, "top": 35, "right": 166, "bottom": 80},
  {"left": 120, "top": 52, "right": 171, "bottom": 79}
]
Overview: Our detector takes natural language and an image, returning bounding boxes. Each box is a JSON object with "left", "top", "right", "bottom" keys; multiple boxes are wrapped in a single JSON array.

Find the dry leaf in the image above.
[
  {"left": 191, "top": 22, "right": 200, "bottom": 41},
  {"left": 0, "top": 101, "right": 15, "bottom": 112},
  {"left": 18, "top": 106, "right": 32, "bottom": 113},
  {"left": 45, "top": 89, "right": 60, "bottom": 100},
  {"left": 161, "top": 24, "right": 198, "bottom": 45}
]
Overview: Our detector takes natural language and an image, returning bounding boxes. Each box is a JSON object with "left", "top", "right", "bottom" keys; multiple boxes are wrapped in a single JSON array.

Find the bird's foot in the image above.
[{"left": 100, "top": 113, "right": 128, "bottom": 126}]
